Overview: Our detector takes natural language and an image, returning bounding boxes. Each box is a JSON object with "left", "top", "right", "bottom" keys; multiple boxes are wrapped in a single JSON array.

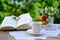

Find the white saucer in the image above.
[{"left": 26, "top": 29, "right": 43, "bottom": 35}]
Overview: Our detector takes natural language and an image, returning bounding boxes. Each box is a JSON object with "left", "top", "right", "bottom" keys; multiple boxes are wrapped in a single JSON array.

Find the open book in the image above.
[{"left": 0, "top": 13, "right": 32, "bottom": 30}]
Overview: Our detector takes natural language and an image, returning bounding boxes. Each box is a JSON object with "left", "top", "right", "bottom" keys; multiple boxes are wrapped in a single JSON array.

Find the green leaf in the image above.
[{"left": 1, "top": 0, "right": 5, "bottom": 3}]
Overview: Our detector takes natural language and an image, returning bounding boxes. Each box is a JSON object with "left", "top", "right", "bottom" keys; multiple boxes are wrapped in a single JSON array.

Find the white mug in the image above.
[{"left": 30, "top": 22, "right": 42, "bottom": 34}]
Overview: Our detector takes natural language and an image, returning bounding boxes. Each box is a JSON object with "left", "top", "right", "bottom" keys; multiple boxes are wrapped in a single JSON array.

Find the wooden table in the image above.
[
  {"left": 0, "top": 31, "right": 60, "bottom": 40},
  {"left": 0, "top": 31, "right": 16, "bottom": 40}
]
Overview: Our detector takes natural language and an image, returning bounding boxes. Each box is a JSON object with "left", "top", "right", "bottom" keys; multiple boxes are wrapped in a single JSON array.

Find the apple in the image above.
[{"left": 40, "top": 14, "right": 46, "bottom": 21}]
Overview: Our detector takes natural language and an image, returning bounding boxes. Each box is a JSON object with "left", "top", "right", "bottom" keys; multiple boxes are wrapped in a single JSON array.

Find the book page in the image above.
[
  {"left": 0, "top": 16, "right": 17, "bottom": 28},
  {"left": 16, "top": 13, "right": 33, "bottom": 28}
]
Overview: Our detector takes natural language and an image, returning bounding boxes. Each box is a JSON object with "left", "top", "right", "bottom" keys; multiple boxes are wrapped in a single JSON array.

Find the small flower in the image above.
[
  {"left": 50, "top": 7, "right": 54, "bottom": 11},
  {"left": 48, "top": 12, "right": 51, "bottom": 15},
  {"left": 54, "top": 8, "right": 58, "bottom": 14},
  {"left": 57, "top": 16, "right": 60, "bottom": 18},
  {"left": 39, "top": 9, "right": 44, "bottom": 13},
  {"left": 45, "top": 7, "right": 48, "bottom": 13}
]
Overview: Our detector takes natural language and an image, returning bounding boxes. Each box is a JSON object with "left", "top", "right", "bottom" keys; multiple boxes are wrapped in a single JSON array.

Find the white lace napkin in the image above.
[{"left": 9, "top": 24, "right": 60, "bottom": 40}]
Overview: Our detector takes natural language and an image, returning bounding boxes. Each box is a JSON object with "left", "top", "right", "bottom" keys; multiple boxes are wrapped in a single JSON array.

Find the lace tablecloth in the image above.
[{"left": 9, "top": 24, "right": 60, "bottom": 40}]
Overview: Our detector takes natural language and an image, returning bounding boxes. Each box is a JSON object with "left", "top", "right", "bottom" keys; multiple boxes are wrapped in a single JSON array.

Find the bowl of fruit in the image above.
[{"left": 33, "top": 14, "right": 50, "bottom": 27}]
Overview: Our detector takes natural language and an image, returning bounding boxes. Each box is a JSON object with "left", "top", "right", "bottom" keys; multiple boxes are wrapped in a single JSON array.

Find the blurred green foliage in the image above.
[{"left": 0, "top": 0, "right": 60, "bottom": 24}]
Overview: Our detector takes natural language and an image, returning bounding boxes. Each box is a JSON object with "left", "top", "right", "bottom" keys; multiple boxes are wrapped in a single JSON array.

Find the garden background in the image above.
[{"left": 0, "top": 0, "right": 60, "bottom": 24}]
